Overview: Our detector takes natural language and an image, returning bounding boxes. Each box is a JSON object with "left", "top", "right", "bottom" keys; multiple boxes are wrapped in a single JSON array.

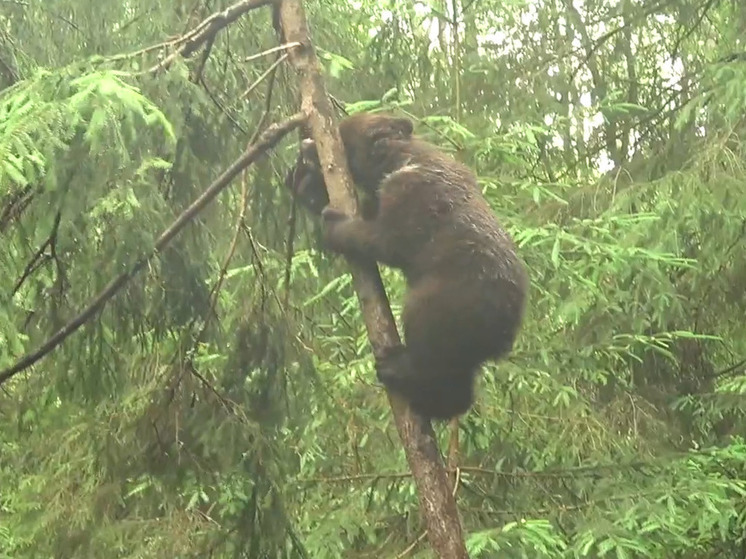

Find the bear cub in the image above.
[{"left": 291, "top": 112, "right": 528, "bottom": 420}]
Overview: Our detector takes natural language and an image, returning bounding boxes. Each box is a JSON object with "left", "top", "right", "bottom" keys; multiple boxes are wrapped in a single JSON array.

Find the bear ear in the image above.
[
  {"left": 392, "top": 117, "right": 414, "bottom": 138},
  {"left": 369, "top": 115, "right": 414, "bottom": 143}
]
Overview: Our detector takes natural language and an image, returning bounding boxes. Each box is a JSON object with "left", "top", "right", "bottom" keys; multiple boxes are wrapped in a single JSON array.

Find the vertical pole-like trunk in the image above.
[{"left": 276, "top": 1, "right": 470, "bottom": 557}]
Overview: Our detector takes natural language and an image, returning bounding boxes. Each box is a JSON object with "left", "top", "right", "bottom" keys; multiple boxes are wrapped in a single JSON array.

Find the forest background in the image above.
[{"left": 1, "top": 0, "right": 746, "bottom": 557}]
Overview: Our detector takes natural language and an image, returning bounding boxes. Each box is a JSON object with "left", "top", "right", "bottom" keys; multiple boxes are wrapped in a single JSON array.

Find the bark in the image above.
[{"left": 276, "top": 1, "right": 469, "bottom": 557}]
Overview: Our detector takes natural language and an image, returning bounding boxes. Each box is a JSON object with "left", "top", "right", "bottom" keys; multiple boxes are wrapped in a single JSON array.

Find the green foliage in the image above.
[{"left": 2, "top": 0, "right": 746, "bottom": 557}]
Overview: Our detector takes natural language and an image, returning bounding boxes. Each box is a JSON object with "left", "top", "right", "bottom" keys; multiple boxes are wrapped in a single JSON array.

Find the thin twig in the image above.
[
  {"left": 242, "top": 51, "right": 291, "bottom": 99},
  {"left": 244, "top": 41, "right": 301, "bottom": 63}
]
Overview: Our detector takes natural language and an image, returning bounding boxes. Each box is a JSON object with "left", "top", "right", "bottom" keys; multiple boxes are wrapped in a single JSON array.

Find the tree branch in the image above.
[
  {"left": 147, "top": 0, "right": 276, "bottom": 74},
  {"left": 0, "top": 113, "right": 304, "bottom": 387}
]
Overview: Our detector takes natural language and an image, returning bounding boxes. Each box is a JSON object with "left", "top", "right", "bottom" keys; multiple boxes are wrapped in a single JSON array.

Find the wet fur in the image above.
[
  {"left": 286, "top": 140, "right": 381, "bottom": 220},
  {"left": 299, "top": 112, "right": 528, "bottom": 420}
]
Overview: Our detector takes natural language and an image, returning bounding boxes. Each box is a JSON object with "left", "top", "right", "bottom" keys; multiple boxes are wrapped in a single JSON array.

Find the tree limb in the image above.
[
  {"left": 147, "top": 0, "right": 276, "bottom": 74},
  {"left": 0, "top": 113, "right": 304, "bottom": 387}
]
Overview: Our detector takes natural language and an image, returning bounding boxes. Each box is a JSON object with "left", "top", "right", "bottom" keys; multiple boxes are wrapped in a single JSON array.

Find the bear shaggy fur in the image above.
[{"left": 293, "top": 112, "right": 528, "bottom": 420}]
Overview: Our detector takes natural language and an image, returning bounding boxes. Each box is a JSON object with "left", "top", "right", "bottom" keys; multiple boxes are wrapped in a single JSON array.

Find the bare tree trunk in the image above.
[{"left": 276, "top": 1, "right": 469, "bottom": 557}]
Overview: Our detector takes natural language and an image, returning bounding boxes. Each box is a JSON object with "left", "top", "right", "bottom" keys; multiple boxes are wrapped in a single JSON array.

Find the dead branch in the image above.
[
  {"left": 147, "top": 0, "right": 276, "bottom": 74},
  {"left": 0, "top": 184, "right": 34, "bottom": 233},
  {"left": 0, "top": 113, "right": 304, "bottom": 387},
  {"left": 275, "top": 2, "right": 469, "bottom": 557},
  {"left": 11, "top": 211, "right": 61, "bottom": 297},
  {"left": 244, "top": 42, "right": 301, "bottom": 63}
]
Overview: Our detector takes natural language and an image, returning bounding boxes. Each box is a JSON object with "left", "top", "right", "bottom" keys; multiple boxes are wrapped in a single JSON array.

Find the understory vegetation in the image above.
[{"left": 1, "top": 0, "right": 746, "bottom": 557}]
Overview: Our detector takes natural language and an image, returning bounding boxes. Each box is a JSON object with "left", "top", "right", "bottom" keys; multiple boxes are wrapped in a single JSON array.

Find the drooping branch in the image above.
[
  {"left": 275, "top": 2, "right": 469, "bottom": 557},
  {"left": 0, "top": 113, "right": 304, "bottom": 387}
]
